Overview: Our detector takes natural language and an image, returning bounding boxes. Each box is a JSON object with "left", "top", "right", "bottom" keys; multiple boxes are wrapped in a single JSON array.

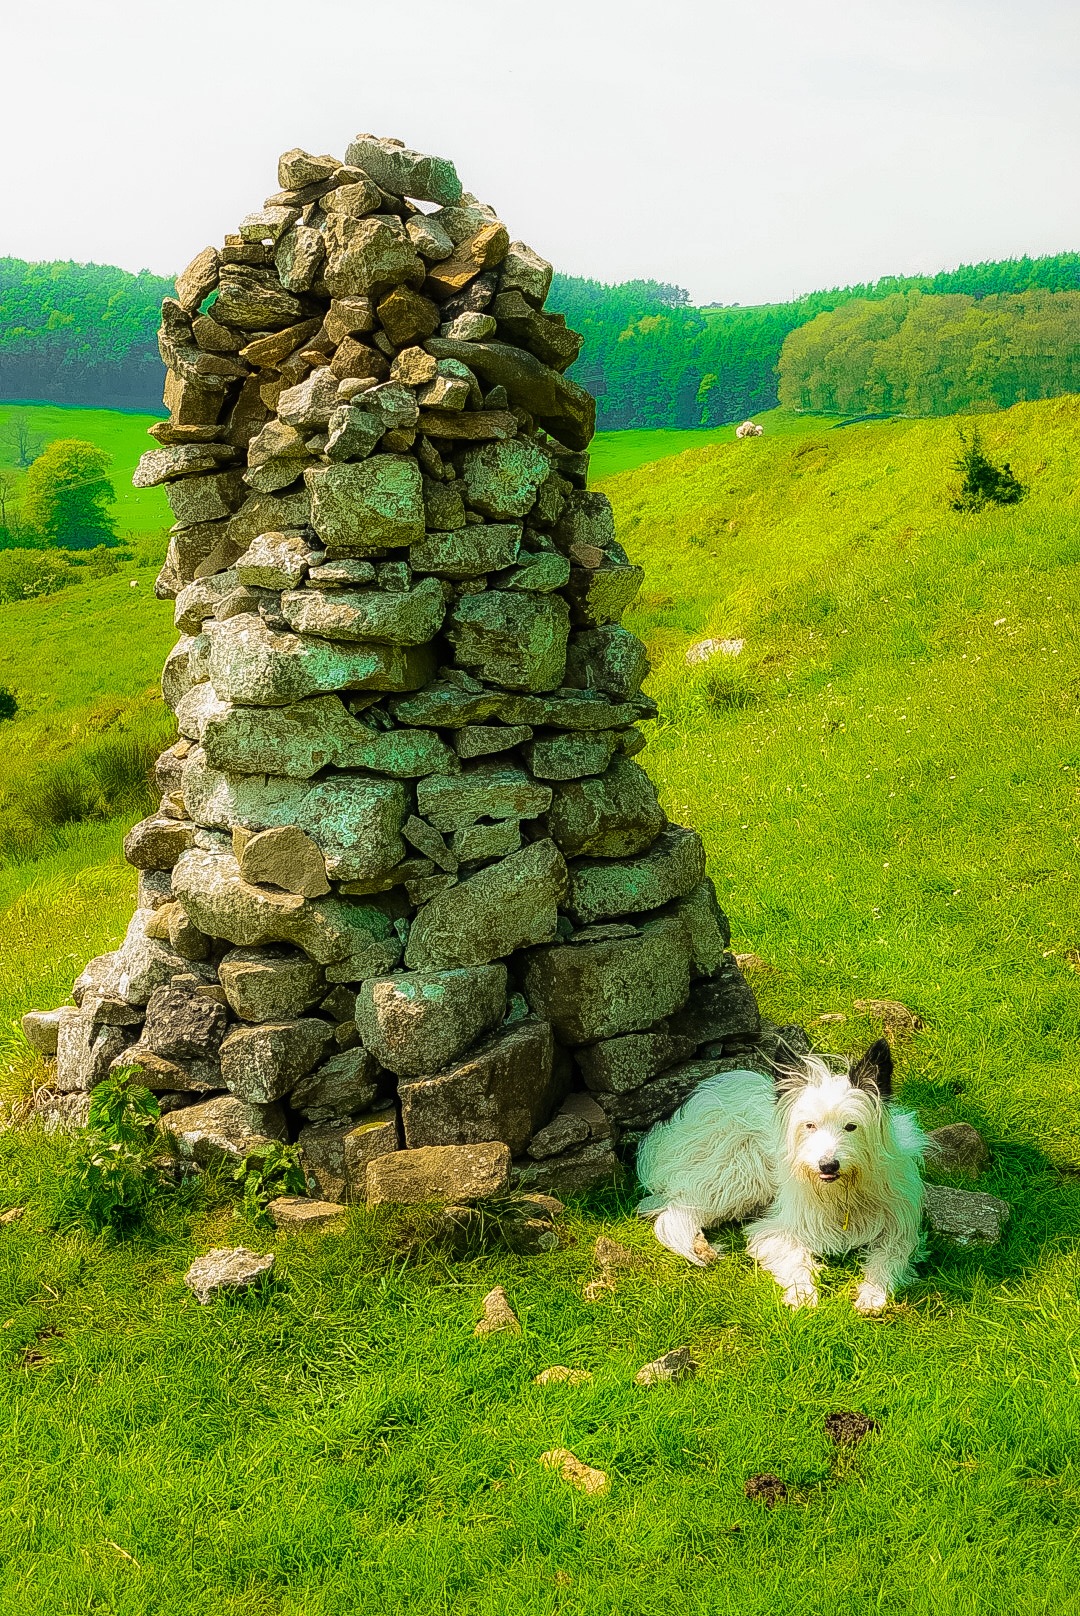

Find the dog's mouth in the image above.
[{"left": 817, "top": 1168, "right": 842, "bottom": 1183}]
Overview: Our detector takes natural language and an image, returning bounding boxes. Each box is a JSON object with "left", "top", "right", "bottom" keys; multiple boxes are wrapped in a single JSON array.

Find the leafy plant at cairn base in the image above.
[
  {"left": 951, "top": 425, "right": 1026, "bottom": 511},
  {"left": 232, "top": 1141, "right": 309, "bottom": 1227},
  {"left": 58, "top": 1069, "right": 166, "bottom": 1236}
]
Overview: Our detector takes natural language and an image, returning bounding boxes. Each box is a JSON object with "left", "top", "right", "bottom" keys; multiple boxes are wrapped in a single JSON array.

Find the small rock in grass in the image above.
[
  {"left": 853, "top": 997, "right": 924, "bottom": 1033},
  {"left": 928, "top": 1122, "right": 990, "bottom": 1177},
  {"left": 634, "top": 1347, "right": 698, "bottom": 1386},
  {"left": 582, "top": 1275, "right": 616, "bottom": 1303},
  {"left": 594, "top": 1235, "right": 644, "bottom": 1270},
  {"left": 184, "top": 1246, "right": 274, "bottom": 1304},
  {"left": 744, "top": 1473, "right": 787, "bottom": 1507},
  {"left": 534, "top": 1366, "right": 593, "bottom": 1386},
  {"left": 539, "top": 1448, "right": 609, "bottom": 1496},
  {"left": 0, "top": 1206, "right": 26, "bottom": 1225},
  {"left": 924, "top": 1183, "right": 1009, "bottom": 1244},
  {"left": 824, "top": 1410, "right": 879, "bottom": 1446},
  {"left": 267, "top": 1196, "right": 346, "bottom": 1230},
  {"left": 474, "top": 1284, "right": 520, "bottom": 1336}
]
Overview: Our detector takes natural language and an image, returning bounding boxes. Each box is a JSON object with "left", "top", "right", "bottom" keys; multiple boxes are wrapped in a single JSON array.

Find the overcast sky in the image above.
[{"left": 3, "top": 0, "right": 1077, "bottom": 305}]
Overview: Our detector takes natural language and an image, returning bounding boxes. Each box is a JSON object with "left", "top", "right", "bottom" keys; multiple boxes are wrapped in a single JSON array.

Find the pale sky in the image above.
[{"left": 3, "top": 0, "right": 1078, "bottom": 306}]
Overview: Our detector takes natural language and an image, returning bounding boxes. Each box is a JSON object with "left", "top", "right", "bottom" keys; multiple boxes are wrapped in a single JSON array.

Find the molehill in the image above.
[{"left": 23, "top": 133, "right": 780, "bottom": 1204}]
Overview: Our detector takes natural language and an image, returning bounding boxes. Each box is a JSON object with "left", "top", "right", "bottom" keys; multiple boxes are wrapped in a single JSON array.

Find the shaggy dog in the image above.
[{"left": 636, "top": 1040, "right": 927, "bottom": 1313}]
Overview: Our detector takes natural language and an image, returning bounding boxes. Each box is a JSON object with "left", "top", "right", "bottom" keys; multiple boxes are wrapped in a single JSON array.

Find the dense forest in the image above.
[
  {"left": 777, "top": 288, "right": 1080, "bottom": 416},
  {"left": 3, "top": 250, "right": 1080, "bottom": 427}
]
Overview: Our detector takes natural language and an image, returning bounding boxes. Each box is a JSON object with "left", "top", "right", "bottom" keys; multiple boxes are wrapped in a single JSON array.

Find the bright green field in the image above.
[
  {"left": 2, "top": 398, "right": 1080, "bottom": 1612},
  {"left": 588, "top": 408, "right": 845, "bottom": 481},
  {"left": 0, "top": 400, "right": 169, "bottom": 536}
]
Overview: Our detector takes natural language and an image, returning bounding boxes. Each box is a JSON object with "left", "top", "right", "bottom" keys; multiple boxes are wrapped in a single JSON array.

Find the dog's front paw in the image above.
[
  {"left": 854, "top": 1282, "right": 888, "bottom": 1315},
  {"left": 782, "top": 1284, "right": 818, "bottom": 1310},
  {"left": 692, "top": 1233, "right": 722, "bottom": 1265}
]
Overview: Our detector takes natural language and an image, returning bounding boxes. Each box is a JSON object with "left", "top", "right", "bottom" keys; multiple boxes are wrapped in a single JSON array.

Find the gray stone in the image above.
[
  {"left": 443, "top": 312, "right": 497, "bottom": 341},
  {"left": 235, "top": 531, "right": 310, "bottom": 590},
  {"left": 290, "top": 1046, "right": 380, "bottom": 1121},
  {"left": 162, "top": 1094, "right": 287, "bottom": 1162},
  {"left": 323, "top": 213, "right": 422, "bottom": 298},
  {"left": 114, "top": 1045, "right": 221, "bottom": 1094},
  {"left": 123, "top": 815, "right": 198, "bottom": 871},
  {"left": 166, "top": 470, "right": 247, "bottom": 527},
  {"left": 425, "top": 338, "right": 594, "bottom": 453},
  {"left": 366, "top": 1142, "right": 511, "bottom": 1205},
  {"left": 515, "top": 1137, "right": 620, "bottom": 1196},
  {"left": 565, "top": 825, "right": 707, "bottom": 925},
  {"left": 220, "top": 1018, "right": 335, "bottom": 1104},
  {"left": 355, "top": 964, "right": 507, "bottom": 1077},
  {"left": 564, "top": 626, "right": 648, "bottom": 701},
  {"left": 174, "top": 570, "right": 242, "bottom": 634},
  {"left": 404, "top": 838, "right": 567, "bottom": 970},
  {"left": 410, "top": 525, "right": 520, "bottom": 578},
  {"left": 460, "top": 439, "right": 550, "bottom": 519},
  {"left": 496, "top": 551, "right": 571, "bottom": 593},
  {"left": 498, "top": 242, "right": 553, "bottom": 307},
  {"left": 344, "top": 135, "right": 462, "bottom": 206},
  {"left": 924, "top": 1184, "right": 1010, "bottom": 1245},
  {"left": 307, "top": 559, "right": 377, "bottom": 589},
  {"left": 344, "top": 1110, "right": 399, "bottom": 1200},
  {"left": 927, "top": 1123, "right": 990, "bottom": 1177},
  {"left": 524, "top": 731, "right": 618, "bottom": 781},
  {"left": 574, "top": 1027, "right": 698, "bottom": 1094},
  {"left": 447, "top": 591, "right": 569, "bottom": 693},
  {"left": 567, "top": 563, "right": 645, "bottom": 628},
  {"left": 275, "top": 224, "right": 326, "bottom": 292},
  {"left": 297, "top": 1120, "right": 352, "bottom": 1202},
  {"left": 172, "top": 848, "right": 403, "bottom": 975},
  {"left": 598, "top": 1056, "right": 730, "bottom": 1132},
  {"left": 450, "top": 820, "right": 521, "bottom": 861},
  {"left": 527, "top": 1110, "right": 590, "bottom": 1160},
  {"left": 278, "top": 148, "right": 339, "bottom": 189},
  {"left": 229, "top": 488, "right": 311, "bottom": 550},
  {"left": 218, "top": 947, "right": 325, "bottom": 1022},
  {"left": 162, "top": 635, "right": 211, "bottom": 712},
  {"left": 325, "top": 404, "right": 384, "bottom": 462},
  {"left": 416, "top": 764, "right": 551, "bottom": 830},
  {"left": 453, "top": 723, "right": 533, "bottom": 760},
  {"left": 182, "top": 752, "right": 406, "bottom": 882},
  {"left": 305, "top": 457, "right": 424, "bottom": 554},
  {"left": 546, "top": 756, "right": 664, "bottom": 859},
  {"left": 140, "top": 980, "right": 229, "bottom": 1060},
  {"left": 21, "top": 1008, "right": 65, "bottom": 1056},
  {"left": 55, "top": 1010, "right": 130, "bottom": 1093},
  {"left": 281, "top": 578, "right": 445, "bottom": 645},
  {"left": 206, "top": 614, "right": 435, "bottom": 705},
  {"left": 236, "top": 824, "right": 330, "bottom": 898},
  {"left": 670, "top": 880, "right": 730, "bottom": 977},
  {"left": 276, "top": 368, "right": 343, "bottom": 432},
  {"left": 113, "top": 909, "right": 212, "bottom": 1006},
  {"left": 671, "top": 956, "right": 761, "bottom": 1045},
  {"left": 522, "top": 916, "right": 692, "bottom": 1044},
  {"left": 405, "top": 214, "right": 455, "bottom": 263},
  {"left": 133, "top": 444, "right": 237, "bottom": 487},
  {"left": 175, "top": 246, "right": 220, "bottom": 312},
  {"left": 491, "top": 290, "right": 582, "bottom": 371},
  {"left": 202, "top": 695, "right": 455, "bottom": 781},
  {"left": 634, "top": 1348, "right": 698, "bottom": 1387},
  {"left": 185, "top": 1247, "right": 275, "bottom": 1304}
]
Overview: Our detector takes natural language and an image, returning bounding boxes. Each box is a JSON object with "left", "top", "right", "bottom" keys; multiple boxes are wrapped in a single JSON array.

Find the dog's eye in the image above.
[
  {"left": 844, "top": 1123, "right": 857, "bottom": 1132},
  {"left": 804, "top": 1121, "right": 816, "bottom": 1131}
]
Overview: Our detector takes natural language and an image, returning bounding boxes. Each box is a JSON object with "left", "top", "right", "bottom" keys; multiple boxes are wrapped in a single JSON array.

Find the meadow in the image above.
[{"left": 0, "top": 397, "right": 1079, "bottom": 1611}]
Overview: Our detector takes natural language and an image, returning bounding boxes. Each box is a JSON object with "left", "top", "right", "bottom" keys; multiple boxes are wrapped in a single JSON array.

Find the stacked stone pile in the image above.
[{"left": 22, "top": 133, "right": 770, "bottom": 1202}]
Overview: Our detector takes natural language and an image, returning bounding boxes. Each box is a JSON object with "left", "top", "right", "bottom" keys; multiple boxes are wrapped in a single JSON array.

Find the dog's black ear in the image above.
[
  {"left": 851, "top": 1038, "right": 893, "bottom": 1100},
  {"left": 771, "top": 1038, "right": 809, "bottom": 1091}
]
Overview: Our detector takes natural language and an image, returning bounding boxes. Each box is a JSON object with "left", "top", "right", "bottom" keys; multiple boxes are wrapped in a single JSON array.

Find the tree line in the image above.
[
  {"left": 3, "top": 251, "right": 1080, "bottom": 429},
  {"left": 776, "top": 288, "right": 1080, "bottom": 415}
]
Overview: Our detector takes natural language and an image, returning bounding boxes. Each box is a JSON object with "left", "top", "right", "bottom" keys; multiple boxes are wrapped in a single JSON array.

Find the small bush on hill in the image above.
[
  {"left": 0, "top": 548, "right": 75, "bottom": 602},
  {"left": 951, "top": 426, "right": 1026, "bottom": 511},
  {"left": 21, "top": 438, "right": 117, "bottom": 550},
  {"left": 0, "top": 688, "right": 16, "bottom": 722}
]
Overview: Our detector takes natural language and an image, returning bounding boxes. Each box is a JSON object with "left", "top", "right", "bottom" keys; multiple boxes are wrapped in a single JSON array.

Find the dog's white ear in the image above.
[{"left": 850, "top": 1038, "right": 893, "bottom": 1100}]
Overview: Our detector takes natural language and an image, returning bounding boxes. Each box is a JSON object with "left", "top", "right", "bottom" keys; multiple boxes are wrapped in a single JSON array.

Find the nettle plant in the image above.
[{"left": 61, "top": 1068, "right": 166, "bottom": 1235}]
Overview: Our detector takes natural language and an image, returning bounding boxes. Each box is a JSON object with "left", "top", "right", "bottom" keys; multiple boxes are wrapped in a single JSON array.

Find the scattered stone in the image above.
[
  {"left": 582, "top": 1275, "right": 617, "bottom": 1302},
  {"left": 473, "top": 1284, "right": 520, "bottom": 1337},
  {"left": 595, "top": 1235, "right": 645, "bottom": 1270},
  {"left": 928, "top": 1122, "right": 990, "bottom": 1177},
  {"left": 267, "top": 1196, "right": 346, "bottom": 1230},
  {"left": 854, "top": 998, "right": 925, "bottom": 1033},
  {"left": 534, "top": 1366, "right": 592, "bottom": 1386},
  {"left": 923, "top": 1183, "right": 1009, "bottom": 1244},
  {"left": 184, "top": 1247, "right": 275, "bottom": 1304},
  {"left": 539, "top": 1449, "right": 609, "bottom": 1496},
  {"left": 634, "top": 1348, "right": 697, "bottom": 1386}
]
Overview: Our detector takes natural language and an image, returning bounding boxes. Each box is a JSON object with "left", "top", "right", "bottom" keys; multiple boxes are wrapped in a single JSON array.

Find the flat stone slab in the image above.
[
  {"left": 366, "top": 1142, "right": 510, "bottom": 1205},
  {"left": 267, "top": 1196, "right": 346, "bottom": 1230},
  {"left": 184, "top": 1246, "right": 275, "bottom": 1304},
  {"left": 924, "top": 1183, "right": 1010, "bottom": 1245}
]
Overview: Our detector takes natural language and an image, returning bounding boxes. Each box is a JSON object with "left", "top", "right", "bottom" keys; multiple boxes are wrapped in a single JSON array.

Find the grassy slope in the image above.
[
  {"left": 0, "top": 400, "right": 169, "bottom": 536},
  {"left": 589, "top": 408, "right": 844, "bottom": 481},
  {"left": 2, "top": 399, "right": 1080, "bottom": 1611}
]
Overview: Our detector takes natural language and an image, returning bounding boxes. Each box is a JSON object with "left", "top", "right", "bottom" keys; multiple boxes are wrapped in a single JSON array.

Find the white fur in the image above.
[{"left": 636, "top": 1055, "right": 927, "bottom": 1312}]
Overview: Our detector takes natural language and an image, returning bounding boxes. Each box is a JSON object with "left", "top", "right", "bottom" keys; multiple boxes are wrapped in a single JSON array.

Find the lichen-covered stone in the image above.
[
  {"left": 281, "top": 578, "right": 445, "bottom": 645},
  {"left": 236, "top": 824, "right": 330, "bottom": 898},
  {"left": 404, "top": 838, "right": 566, "bottom": 969},
  {"left": 220, "top": 1018, "right": 335, "bottom": 1103},
  {"left": 201, "top": 695, "right": 455, "bottom": 780},
  {"left": 344, "top": 1110, "right": 399, "bottom": 1199},
  {"left": 546, "top": 756, "right": 664, "bottom": 859},
  {"left": 523, "top": 731, "right": 618, "bottom": 781},
  {"left": 162, "top": 1094, "right": 287, "bottom": 1162},
  {"left": 207, "top": 613, "right": 435, "bottom": 705},
  {"left": 399, "top": 1020, "right": 562, "bottom": 1155},
  {"left": 460, "top": 439, "right": 550, "bottom": 518},
  {"left": 290, "top": 1046, "right": 380, "bottom": 1121},
  {"left": 574, "top": 1026, "right": 698, "bottom": 1094},
  {"left": 410, "top": 525, "right": 520, "bottom": 577},
  {"left": 366, "top": 1142, "right": 511, "bottom": 1205},
  {"left": 522, "top": 917, "right": 692, "bottom": 1044},
  {"left": 355, "top": 964, "right": 507, "bottom": 1077},
  {"left": 218, "top": 946, "right": 325, "bottom": 1022},
  {"left": 415, "top": 763, "right": 551, "bottom": 830},
  {"left": 305, "top": 457, "right": 425, "bottom": 554},
  {"left": 447, "top": 590, "right": 569, "bottom": 692},
  {"left": 185, "top": 1247, "right": 275, "bottom": 1304},
  {"left": 565, "top": 825, "right": 707, "bottom": 925}
]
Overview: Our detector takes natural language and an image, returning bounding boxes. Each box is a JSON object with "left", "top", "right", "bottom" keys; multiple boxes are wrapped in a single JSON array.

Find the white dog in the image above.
[{"left": 636, "top": 1040, "right": 927, "bottom": 1313}]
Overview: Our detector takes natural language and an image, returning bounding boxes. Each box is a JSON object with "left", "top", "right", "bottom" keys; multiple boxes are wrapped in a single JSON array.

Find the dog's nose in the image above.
[{"left": 819, "top": 1159, "right": 841, "bottom": 1176}]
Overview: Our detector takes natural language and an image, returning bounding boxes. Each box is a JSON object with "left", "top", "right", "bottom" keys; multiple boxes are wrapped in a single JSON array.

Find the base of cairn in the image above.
[{"left": 20, "top": 132, "right": 798, "bottom": 1203}]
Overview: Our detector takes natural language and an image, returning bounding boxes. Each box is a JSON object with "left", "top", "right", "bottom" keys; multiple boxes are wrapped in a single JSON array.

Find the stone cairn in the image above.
[{"left": 23, "top": 134, "right": 775, "bottom": 1205}]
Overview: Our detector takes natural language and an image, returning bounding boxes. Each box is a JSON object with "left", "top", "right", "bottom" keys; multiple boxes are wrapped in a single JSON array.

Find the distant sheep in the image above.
[{"left": 736, "top": 421, "right": 763, "bottom": 438}]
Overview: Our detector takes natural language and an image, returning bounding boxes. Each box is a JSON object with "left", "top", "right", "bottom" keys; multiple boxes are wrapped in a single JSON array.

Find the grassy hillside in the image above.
[
  {"left": 2, "top": 398, "right": 1080, "bottom": 1611},
  {"left": 0, "top": 401, "right": 168, "bottom": 537}
]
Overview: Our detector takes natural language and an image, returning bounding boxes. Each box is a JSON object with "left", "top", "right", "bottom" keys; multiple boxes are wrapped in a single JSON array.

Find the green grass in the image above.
[
  {"left": 0, "top": 400, "right": 169, "bottom": 537},
  {"left": 589, "top": 408, "right": 845, "bottom": 482},
  {"left": 2, "top": 396, "right": 1080, "bottom": 1610}
]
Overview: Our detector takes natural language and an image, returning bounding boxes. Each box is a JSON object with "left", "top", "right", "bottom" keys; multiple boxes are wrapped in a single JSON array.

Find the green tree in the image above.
[{"left": 21, "top": 438, "right": 117, "bottom": 550}]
